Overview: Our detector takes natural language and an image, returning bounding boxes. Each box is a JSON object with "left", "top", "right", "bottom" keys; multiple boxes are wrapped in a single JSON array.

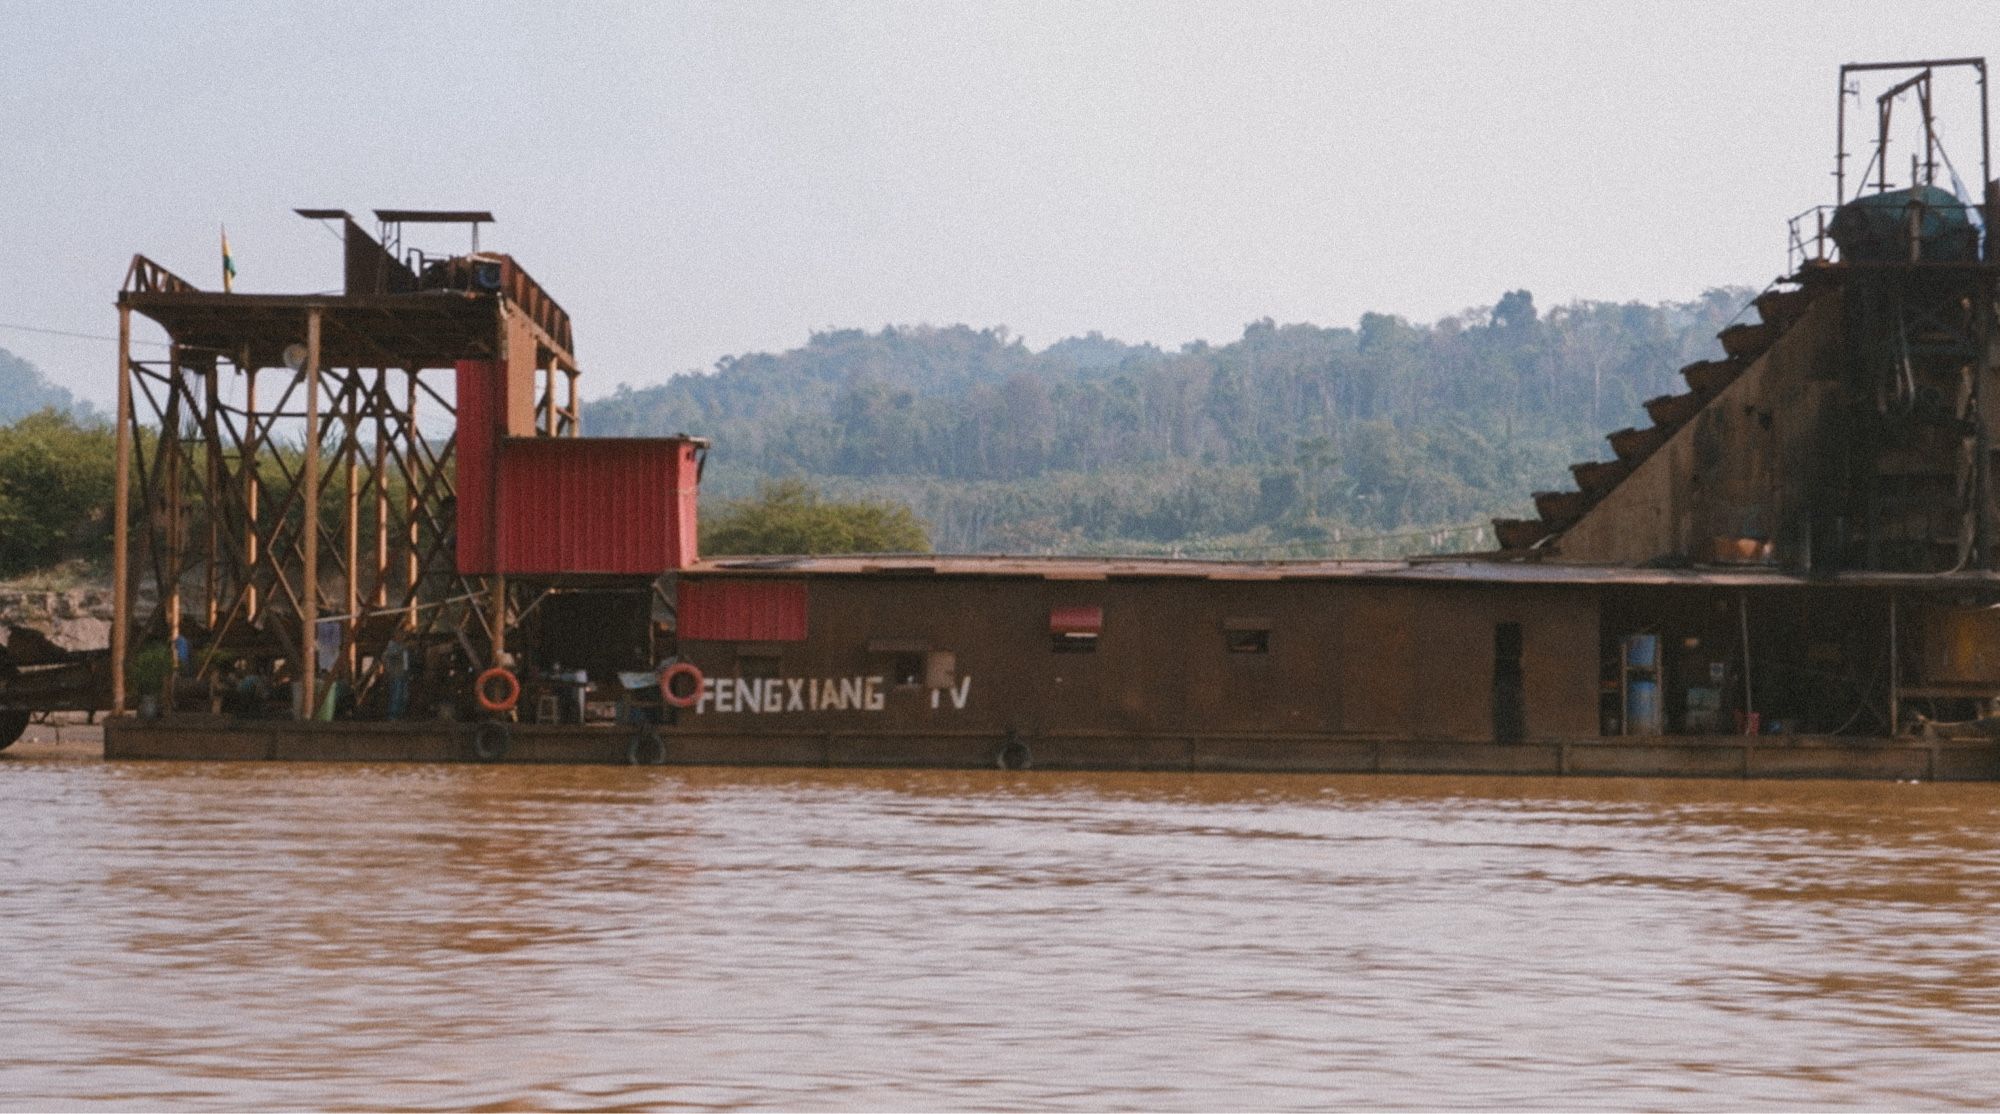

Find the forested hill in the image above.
[
  {"left": 0, "top": 347, "right": 91, "bottom": 424},
  {"left": 583, "top": 288, "right": 1755, "bottom": 555}
]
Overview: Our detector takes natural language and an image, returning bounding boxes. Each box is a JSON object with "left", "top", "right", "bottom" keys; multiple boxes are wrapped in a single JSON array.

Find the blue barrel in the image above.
[
  {"left": 1625, "top": 680, "right": 1662, "bottom": 735},
  {"left": 1623, "top": 634, "right": 1658, "bottom": 669}
]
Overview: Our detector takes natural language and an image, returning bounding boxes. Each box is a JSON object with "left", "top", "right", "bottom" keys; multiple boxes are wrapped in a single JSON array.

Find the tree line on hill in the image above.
[{"left": 583, "top": 287, "right": 1753, "bottom": 554}]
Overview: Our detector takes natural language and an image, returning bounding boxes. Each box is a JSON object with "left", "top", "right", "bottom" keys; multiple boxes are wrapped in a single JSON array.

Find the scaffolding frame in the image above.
[{"left": 110, "top": 236, "right": 582, "bottom": 718}]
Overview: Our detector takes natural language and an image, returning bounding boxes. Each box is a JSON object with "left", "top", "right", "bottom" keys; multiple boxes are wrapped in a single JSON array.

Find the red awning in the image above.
[{"left": 1049, "top": 605, "right": 1103, "bottom": 636}]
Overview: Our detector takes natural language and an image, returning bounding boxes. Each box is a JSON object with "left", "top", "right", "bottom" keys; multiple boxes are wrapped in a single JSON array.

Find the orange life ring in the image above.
[
  {"left": 659, "top": 662, "right": 705, "bottom": 709},
  {"left": 475, "top": 667, "right": 520, "bottom": 713}
]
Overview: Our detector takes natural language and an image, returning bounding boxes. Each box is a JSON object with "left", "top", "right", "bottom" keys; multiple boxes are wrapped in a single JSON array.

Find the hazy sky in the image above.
[{"left": 5, "top": 1, "right": 2000, "bottom": 411}]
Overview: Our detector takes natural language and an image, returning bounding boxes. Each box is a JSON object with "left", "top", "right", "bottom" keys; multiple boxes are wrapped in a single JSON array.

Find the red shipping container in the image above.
[
  {"left": 494, "top": 438, "right": 701, "bottom": 574},
  {"left": 677, "top": 579, "right": 809, "bottom": 642}
]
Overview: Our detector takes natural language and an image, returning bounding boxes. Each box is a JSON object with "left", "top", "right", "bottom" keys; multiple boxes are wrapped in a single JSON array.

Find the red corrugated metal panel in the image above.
[
  {"left": 454, "top": 360, "right": 498, "bottom": 574},
  {"left": 494, "top": 437, "right": 699, "bottom": 574},
  {"left": 678, "top": 579, "right": 808, "bottom": 641},
  {"left": 677, "top": 441, "right": 700, "bottom": 565},
  {"left": 1050, "top": 604, "right": 1103, "bottom": 634}
]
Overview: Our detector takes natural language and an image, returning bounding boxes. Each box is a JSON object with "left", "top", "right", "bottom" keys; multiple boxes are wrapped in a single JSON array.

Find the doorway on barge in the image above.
[{"left": 1597, "top": 584, "right": 1894, "bottom": 739}]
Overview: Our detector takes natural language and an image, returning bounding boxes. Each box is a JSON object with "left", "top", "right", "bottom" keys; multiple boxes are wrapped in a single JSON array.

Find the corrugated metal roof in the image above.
[{"left": 686, "top": 553, "right": 2000, "bottom": 589}]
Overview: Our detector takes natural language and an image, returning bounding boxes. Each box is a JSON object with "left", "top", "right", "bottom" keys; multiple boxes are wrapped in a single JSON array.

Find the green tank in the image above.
[{"left": 1828, "top": 184, "right": 1981, "bottom": 262}]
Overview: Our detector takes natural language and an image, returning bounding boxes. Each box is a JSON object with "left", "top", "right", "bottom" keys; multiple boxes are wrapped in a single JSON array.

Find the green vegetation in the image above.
[
  {"left": 702, "top": 478, "right": 931, "bottom": 556},
  {"left": 0, "top": 409, "right": 116, "bottom": 576},
  {"left": 587, "top": 288, "right": 1754, "bottom": 555}
]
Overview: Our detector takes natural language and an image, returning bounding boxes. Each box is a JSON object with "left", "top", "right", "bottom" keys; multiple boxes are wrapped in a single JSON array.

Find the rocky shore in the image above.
[{"left": 0, "top": 582, "right": 114, "bottom": 652}]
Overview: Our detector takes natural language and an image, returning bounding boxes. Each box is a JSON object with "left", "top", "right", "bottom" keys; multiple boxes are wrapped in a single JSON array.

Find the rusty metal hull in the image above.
[{"left": 100, "top": 718, "right": 2000, "bottom": 781}]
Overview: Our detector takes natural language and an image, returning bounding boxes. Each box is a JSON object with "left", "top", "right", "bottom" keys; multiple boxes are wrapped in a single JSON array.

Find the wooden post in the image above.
[
  {"left": 565, "top": 368, "right": 579, "bottom": 436},
  {"left": 300, "top": 309, "right": 322, "bottom": 718},
  {"left": 112, "top": 305, "right": 133, "bottom": 714}
]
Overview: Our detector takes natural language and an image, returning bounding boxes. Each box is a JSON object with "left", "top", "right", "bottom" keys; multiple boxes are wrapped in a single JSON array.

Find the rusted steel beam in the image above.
[
  {"left": 301, "top": 309, "right": 322, "bottom": 718},
  {"left": 112, "top": 307, "right": 133, "bottom": 714}
]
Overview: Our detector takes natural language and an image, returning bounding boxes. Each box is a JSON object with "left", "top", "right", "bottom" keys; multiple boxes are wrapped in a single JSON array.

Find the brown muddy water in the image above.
[{"left": 3, "top": 745, "right": 2000, "bottom": 1110}]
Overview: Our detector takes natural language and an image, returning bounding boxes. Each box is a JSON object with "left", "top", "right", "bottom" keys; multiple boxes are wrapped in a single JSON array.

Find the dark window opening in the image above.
[
  {"left": 1493, "top": 622, "right": 1525, "bottom": 743},
  {"left": 1053, "top": 632, "right": 1099, "bottom": 654},
  {"left": 1226, "top": 629, "right": 1270, "bottom": 654},
  {"left": 891, "top": 652, "right": 924, "bottom": 687}
]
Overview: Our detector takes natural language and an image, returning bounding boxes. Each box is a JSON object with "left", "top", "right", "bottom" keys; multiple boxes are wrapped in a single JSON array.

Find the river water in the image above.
[{"left": 4, "top": 746, "right": 2000, "bottom": 1110}]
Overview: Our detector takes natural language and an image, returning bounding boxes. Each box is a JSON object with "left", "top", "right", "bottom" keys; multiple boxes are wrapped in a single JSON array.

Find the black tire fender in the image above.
[
  {"left": 627, "top": 730, "right": 667, "bottom": 766},
  {"left": 471, "top": 720, "right": 511, "bottom": 763}
]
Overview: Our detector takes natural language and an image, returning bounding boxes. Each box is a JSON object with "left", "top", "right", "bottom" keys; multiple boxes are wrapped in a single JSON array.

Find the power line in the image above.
[{"left": 0, "top": 321, "right": 170, "bottom": 348}]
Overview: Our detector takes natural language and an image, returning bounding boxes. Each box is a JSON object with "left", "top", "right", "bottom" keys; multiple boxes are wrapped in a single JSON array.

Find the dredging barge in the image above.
[{"left": 78, "top": 60, "right": 2000, "bottom": 779}]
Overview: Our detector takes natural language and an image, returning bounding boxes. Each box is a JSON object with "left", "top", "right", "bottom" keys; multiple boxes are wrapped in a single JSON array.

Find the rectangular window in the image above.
[
  {"left": 1224, "top": 617, "right": 1271, "bottom": 654},
  {"left": 1226, "top": 629, "right": 1270, "bottom": 654},
  {"left": 1051, "top": 605, "right": 1102, "bottom": 653}
]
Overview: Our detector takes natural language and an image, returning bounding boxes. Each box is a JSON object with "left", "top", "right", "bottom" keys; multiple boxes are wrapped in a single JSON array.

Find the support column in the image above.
[
  {"left": 300, "top": 309, "right": 322, "bottom": 718},
  {"left": 405, "top": 370, "right": 420, "bottom": 627},
  {"left": 164, "top": 343, "right": 183, "bottom": 655},
  {"left": 243, "top": 356, "right": 260, "bottom": 625},
  {"left": 490, "top": 574, "right": 507, "bottom": 663},
  {"left": 343, "top": 371, "right": 361, "bottom": 678},
  {"left": 112, "top": 305, "right": 133, "bottom": 714},
  {"left": 373, "top": 369, "right": 389, "bottom": 609},
  {"left": 204, "top": 358, "right": 220, "bottom": 631}
]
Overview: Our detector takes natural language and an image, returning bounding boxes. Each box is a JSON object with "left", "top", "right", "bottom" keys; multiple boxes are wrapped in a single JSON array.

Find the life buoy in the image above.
[
  {"left": 628, "top": 730, "right": 667, "bottom": 766},
  {"left": 472, "top": 720, "right": 511, "bottom": 762},
  {"left": 659, "top": 662, "right": 705, "bottom": 709},
  {"left": 474, "top": 667, "right": 520, "bottom": 713}
]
